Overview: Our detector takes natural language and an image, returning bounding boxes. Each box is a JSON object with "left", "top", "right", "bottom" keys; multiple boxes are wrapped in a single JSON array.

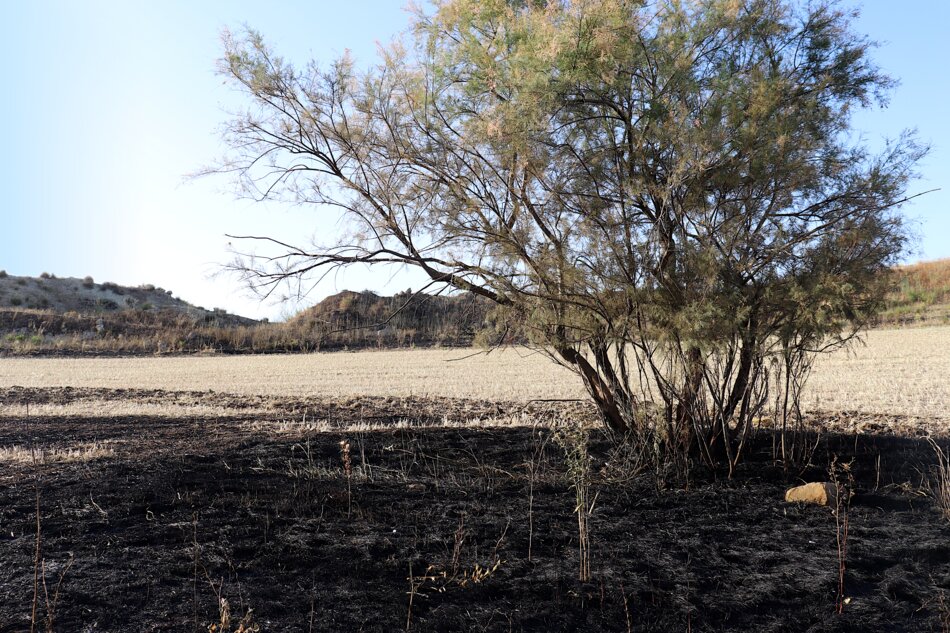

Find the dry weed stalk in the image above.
[
  {"left": 206, "top": 595, "right": 259, "bottom": 633},
  {"left": 555, "top": 425, "right": 597, "bottom": 582},
  {"left": 193, "top": 513, "right": 200, "bottom": 633},
  {"left": 28, "top": 433, "right": 75, "bottom": 633},
  {"left": 405, "top": 562, "right": 433, "bottom": 632},
  {"left": 938, "top": 588, "right": 950, "bottom": 633},
  {"left": 524, "top": 428, "right": 549, "bottom": 563},
  {"left": 40, "top": 555, "right": 74, "bottom": 633},
  {"left": 928, "top": 438, "right": 950, "bottom": 521},
  {"left": 192, "top": 514, "right": 259, "bottom": 633},
  {"left": 620, "top": 582, "right": 633, "bottom": 633},
  {"left": 31, "top": 445, "right": 40, "bottom": 633},
  {"left": 450, "top": 515, "right": 465, "bottom": 577},
  {"left": 830, "top": 457, "right": 854, "bottom": 615},
  {"left": 340, "top": 439, "right": 353, "bottom": 517}
]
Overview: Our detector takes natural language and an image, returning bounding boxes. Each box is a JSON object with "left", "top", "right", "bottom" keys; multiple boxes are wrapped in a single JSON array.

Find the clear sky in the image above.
[{"left": 1, "top": 1, "right": 947, "bottom": 320}]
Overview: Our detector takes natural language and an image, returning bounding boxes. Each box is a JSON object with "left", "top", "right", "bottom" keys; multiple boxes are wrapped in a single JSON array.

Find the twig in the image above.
[
  {"left": 42, "top": 553, "right": 74, "bottom": 632},
  {"left": 620, "top": 582, "right": 633, "bottom": 633},
  {"left": 406, "top": 562, "right": 415, "bottom": 632}
]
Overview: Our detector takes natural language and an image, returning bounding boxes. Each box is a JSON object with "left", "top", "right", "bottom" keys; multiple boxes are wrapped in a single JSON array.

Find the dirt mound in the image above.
[{"left": 290, "top": 289, "right": 494, "bottom": 348}]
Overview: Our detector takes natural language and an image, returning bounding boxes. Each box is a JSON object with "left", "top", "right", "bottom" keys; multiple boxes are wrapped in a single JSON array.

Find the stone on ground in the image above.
[{"left": 784, "top": 482, "right": 838, "bottom": 506}]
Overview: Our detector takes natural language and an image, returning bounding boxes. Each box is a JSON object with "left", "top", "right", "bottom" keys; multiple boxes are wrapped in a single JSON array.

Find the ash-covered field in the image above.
[{"left": 0, "top": 388, "right": 948, "bottom": 632}]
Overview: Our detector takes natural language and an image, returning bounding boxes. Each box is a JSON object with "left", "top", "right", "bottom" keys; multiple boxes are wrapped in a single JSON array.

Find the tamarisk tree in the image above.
[{"left": 212, "top": 0, "right": 925, "bottom": 471}]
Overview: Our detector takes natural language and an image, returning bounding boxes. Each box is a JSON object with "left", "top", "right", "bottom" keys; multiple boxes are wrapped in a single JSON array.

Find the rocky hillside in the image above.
[
  {"left": 289, "top": 289, "right": 496, "bottom": 348},
  {"left": 0, "top": 271, "right": 255, "bottom": 326},
  {"left": 0, "top": 272, "right": 264, "bottom": 355}
]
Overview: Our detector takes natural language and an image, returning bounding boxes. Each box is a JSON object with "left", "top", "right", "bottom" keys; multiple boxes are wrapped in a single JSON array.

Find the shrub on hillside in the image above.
[{"left": 82, "top": 276, "right": 95, "bottom": 288}]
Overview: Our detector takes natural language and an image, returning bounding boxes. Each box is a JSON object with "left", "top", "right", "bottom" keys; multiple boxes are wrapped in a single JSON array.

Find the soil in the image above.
[{"left": 1, "top": 388, "right": 948, "bottom": 632}]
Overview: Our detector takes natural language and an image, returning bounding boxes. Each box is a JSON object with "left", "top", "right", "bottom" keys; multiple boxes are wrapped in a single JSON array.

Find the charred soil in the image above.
[{"left": 0, "top": 388, "right": 948, "bottom": 632}]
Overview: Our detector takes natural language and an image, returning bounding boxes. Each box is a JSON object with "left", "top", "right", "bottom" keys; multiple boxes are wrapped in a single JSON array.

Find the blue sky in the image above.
[{"left": 1, "top": 2, "right": 947, "bottom": 320}]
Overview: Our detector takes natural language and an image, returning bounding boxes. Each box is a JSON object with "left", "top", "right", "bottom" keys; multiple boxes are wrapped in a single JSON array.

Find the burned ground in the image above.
[{"left": 0, "top": 388, "right": 948, "bottom": 632}]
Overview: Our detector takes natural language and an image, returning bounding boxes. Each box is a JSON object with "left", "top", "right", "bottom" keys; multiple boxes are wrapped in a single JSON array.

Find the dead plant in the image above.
[
  {"left": 28, "top": 433, "right": 75, "bottom": 633},
  {"left": 938, "top": 587, "right": 950, "bottom": 633},
  {"left": 206, "top": 595, "right": 259, "bottom": 633},
  {"left": 927, "top": 438, "right": 950, "bottom": 522},
  {"left": 340, "top": 438, "right": 353, "bottom": 517},
  {"left": 554, "top": 424, "right": 598, "bottom": 582},
  {"left": 830, "top": 457, "right": 854, "bottom": 614},
  {"left": 31, "top": 446, "right": 40, "bottom": 633},
  {"left": 450, "top": 515, "right": 466, "bottom": 577},
  {"left": 524, "top": 428, "right": 549, "bottom": 563},
  {"left": 40, "top": 555, "right": 74, "bottom": 633}
]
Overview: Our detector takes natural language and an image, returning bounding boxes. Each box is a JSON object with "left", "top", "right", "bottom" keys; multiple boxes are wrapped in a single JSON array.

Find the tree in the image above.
[{"left": 211, "top": 0, "right": 925, "bottom": 472}]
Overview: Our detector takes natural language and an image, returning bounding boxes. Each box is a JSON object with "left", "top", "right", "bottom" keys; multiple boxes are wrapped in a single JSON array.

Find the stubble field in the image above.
[
  {"left": 0, "top": 326, "right": 949, "bottom": 631},
  {"left": 2, "top": 326, "right": 950, "bottom": 420}
]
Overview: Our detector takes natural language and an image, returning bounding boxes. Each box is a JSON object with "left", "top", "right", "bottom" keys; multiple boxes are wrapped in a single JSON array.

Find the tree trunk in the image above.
[{"left": 556, "top": 346, "right": 630, "bottom": 436}]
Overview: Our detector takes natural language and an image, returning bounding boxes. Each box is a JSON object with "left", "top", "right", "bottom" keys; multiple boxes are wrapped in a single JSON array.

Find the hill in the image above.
[
  {"left": 0, "top": 274, "right": 497, "bottom": 355},
  {"left": 1, "top": 259, "right": 948, "bottom": 356},
  {"left": 0, "top": 271, "right": 253, "bottom": 325},
  {"left": 288, "top": 289, "right": 494, "bottom": 348},
  {"left": 0, "top": 272, "right": 261, "bottom": 355},
  {"left": 878, "top": 258, "right": 950, "bottom": 326}
]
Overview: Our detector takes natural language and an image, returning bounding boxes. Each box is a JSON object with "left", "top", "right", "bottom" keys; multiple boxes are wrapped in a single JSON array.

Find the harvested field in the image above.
[{"left": 1, "top": 326, "right": 950, "bottom": 420}]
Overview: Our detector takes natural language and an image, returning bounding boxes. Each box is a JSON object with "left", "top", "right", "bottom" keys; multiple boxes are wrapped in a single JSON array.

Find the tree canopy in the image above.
[{"left": 212, "top": 0, "right": 925, "bottom": 471}]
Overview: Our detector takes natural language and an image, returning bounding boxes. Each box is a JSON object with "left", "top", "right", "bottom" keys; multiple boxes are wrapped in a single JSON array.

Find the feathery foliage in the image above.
[{"left": 211, "top": 0, "right": 925, "bottom": 470}]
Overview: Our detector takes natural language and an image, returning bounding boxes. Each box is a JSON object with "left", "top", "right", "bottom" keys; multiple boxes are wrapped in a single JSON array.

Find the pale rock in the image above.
[{"left": 784, "top": 482, "right": 838, "bottom": 506}]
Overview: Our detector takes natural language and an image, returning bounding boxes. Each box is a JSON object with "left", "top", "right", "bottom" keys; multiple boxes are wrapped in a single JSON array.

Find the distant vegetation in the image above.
[
  {"left": 288, "top": 289, "right": 495, "bottom": 348},
  {"left": 878, "top": 259, "right": 950, "bottom": 326},
  {"left": 0, "top": 261, "right": 947, "bottom": 356},
  {"left": 0, "top": 275, "right": 496, "bottom": 355}
]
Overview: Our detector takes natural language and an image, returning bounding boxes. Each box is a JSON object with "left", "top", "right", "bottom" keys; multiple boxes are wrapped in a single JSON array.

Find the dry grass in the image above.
[
  {"left": 241, "top": 410, "right": 561, "bottom": 436},
  {"left": 0, "top": 401, "right": 267, "bottom": 419},
  {"left": 1, "top": 326, "right": 948, "bottom": 421},
  {"left": 0, "top": 442, "right": 117, "bottom": 464}
]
